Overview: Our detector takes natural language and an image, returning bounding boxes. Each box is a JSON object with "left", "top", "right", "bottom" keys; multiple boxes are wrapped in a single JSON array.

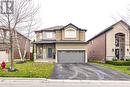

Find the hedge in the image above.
[{"left": 106, "top": 61, "right": 130, "bottom": 66}]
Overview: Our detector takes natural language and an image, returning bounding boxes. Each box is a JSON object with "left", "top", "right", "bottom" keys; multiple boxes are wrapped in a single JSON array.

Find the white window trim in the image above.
[
  {"left": 39, "top": 33, "right": 42, "bottom": 40},
  {"left": 46, "top": 32, "right": 53, "bottom": 39},
  {"left": 65, "top": 28, "right": 76, "bottom": 38}
]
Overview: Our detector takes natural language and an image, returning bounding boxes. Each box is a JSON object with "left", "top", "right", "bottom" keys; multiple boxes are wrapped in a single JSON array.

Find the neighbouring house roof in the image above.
[
  {"left": 33, "top": 40, "right": 87, "bottom": 44},
  {"left": 35, "top": 23, "right": 87, "bottom": 32},
  {"left": 16, "top": 31, "right": 31, "bottom": 41},
  {"left": 0, "top": 27, "right": 31, "bottom": 41},
  {"left": 87, "top": 20, "right": 130, "bottom": 43}
]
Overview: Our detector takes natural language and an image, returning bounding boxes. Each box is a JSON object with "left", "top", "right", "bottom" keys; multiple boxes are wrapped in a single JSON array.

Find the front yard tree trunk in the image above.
[{"left": 10, "top": 30, "right": 15, "bottom": 71}]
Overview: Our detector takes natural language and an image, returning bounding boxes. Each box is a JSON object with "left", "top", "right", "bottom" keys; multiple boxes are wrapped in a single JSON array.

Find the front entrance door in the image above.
[
  {"left": 115, "top": 33, "right": 125, "bottom": 59},
  {"left": 48, "top": 48, "right": 52, "bottom": 58}
]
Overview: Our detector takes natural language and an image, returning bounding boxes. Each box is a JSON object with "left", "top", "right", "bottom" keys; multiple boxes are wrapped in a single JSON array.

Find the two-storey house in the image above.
[
  {"left": 33, "top": 23, "right": 87, "bottom": 63},
  {"left": 87, "top": 20, "right": 130, "bottom": 62}
]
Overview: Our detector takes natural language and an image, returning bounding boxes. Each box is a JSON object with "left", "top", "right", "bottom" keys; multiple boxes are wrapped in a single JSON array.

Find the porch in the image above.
[{"left": 34, "top": 43, "right": 55, "bottom": 62}]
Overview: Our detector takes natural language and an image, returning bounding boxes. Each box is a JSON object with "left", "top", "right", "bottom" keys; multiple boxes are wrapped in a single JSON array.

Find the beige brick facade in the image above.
[{"left": 34, "top": 23, "right": 87, "bottom": 63}]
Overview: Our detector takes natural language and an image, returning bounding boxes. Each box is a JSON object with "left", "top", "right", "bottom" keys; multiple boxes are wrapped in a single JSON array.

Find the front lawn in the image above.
[
  {"left": 0, "top": 61, "right": 54, "bottom": 78},
  {"left": 93, "top": 63, "right": 130, "bottom": 75}
]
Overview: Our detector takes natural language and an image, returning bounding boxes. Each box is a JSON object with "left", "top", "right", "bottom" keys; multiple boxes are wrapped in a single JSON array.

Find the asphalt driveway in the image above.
[{"left": 51, "top": 63, "right": 130, "bottom": 80}]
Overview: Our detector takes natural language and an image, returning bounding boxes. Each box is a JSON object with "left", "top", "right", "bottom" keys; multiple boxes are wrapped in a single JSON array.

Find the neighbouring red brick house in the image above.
[{"left": 0, "top": 28, "right": 30, "bottom": 62}]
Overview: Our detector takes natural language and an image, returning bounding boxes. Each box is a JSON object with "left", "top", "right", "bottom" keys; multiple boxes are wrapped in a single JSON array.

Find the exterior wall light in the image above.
[{"left": 112, "top": 49, "right": 114, "bottom": 52}]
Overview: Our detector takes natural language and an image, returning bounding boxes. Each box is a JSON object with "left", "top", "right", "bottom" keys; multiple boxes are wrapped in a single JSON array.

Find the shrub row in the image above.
[{"left": 106, "top": 61, "right": 130, "bottom": 66}]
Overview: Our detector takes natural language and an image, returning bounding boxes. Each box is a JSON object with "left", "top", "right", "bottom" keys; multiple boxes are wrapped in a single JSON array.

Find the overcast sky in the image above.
[{"left": 37, "top": 0, "right": 130, "bottom": 40}]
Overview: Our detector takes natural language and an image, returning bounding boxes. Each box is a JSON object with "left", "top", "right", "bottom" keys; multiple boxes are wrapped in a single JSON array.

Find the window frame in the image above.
[
  {"left": 46, "top": 32, "right": 53, "bottom": 39},
  {"left": 65, "top": 28, "right": 76, "bottom": 38}
]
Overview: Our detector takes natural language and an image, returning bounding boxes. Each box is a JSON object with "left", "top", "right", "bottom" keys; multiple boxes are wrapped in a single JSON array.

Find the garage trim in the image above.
[{"left": 55, "top": 49, "right": 87, "bottom": 63}]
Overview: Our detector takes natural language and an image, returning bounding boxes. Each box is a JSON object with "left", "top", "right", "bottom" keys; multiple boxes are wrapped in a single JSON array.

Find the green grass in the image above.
[
  {"left": 93, "top": 63, "right": 130, "bottom": 75},
  {"left": 0, "top": 61, "right": 54, "bottom": 78}
]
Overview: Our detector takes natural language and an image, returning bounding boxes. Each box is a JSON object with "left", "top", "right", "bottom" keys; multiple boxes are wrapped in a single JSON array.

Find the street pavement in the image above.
[
  {"left": 0, "top": 78, "right": 130, "bottom": 87},
  {"left": 51, "top": 63, "right": 130, "bottom": 80}
]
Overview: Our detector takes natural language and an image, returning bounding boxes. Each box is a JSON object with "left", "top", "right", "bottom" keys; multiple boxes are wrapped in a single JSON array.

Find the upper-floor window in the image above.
[
  {"left": 6, "top": 31, "right": 10, "bottom": 37},
  {"left": 39, "top": 33, "right": 42, "bottom": 39},
  {"left": 46, "top": 32, "right": 53, "bottom": 39},
  {"left": 42, "top": 32, "right": 55, "bottom": 40},
  {"left": 36, "top": 32, "right": 42, "bottom": 41},
  {"left": 65, "top": 28, "right": 76, "bottom": 38},
  {"left": 0, "top": 30, "right": 4, "bottom": 38}
]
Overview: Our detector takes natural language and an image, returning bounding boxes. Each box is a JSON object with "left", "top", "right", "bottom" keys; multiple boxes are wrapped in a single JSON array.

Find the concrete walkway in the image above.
[{"left": 0, "top": 78, "right": 130, "bottom": 87}]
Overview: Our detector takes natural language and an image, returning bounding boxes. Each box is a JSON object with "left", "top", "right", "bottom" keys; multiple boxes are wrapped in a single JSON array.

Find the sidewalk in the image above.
[{"left": 0, "top": 78, "right": 130, "bottom": 87}]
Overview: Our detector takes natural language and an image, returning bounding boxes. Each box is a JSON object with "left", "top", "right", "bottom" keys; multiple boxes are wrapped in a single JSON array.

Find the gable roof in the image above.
[
  {"left": 62, "top": 23, "right": 87, "bottom": 31},
  {"left": 35, "top": 23, "right": 87, "bottom": 32},
  {"left": 87, "top": 20, "right": 130, "bottom": 43}
]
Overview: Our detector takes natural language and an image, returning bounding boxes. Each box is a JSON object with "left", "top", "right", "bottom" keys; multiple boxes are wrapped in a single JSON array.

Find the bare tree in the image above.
[
  {"left": 111, "top": 5, "right": 130, "bottom": 23},
  {"left": 23, "top": 17, "right": 40, "bottom": 60},
  {"left": 0, "top": 0, "right": 39, "bottom": 71},
  {"left": 15, "top": 16, "right": 40, "bottom": 61}
]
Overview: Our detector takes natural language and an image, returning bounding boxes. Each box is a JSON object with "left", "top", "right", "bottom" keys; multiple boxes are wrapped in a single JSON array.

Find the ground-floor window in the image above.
[{"left": 37, "top": 46, "right": 43, "bottom": 59}]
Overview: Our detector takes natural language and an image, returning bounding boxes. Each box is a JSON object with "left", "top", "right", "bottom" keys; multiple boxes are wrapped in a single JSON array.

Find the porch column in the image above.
[
  {"left": 34, "top": 44, "right": 37, "bottom": 60},
  {"left": 55, "top": 49, "right": 58, "bottom": 63}
]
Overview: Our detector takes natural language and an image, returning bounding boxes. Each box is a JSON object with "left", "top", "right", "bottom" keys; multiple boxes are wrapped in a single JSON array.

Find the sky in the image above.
[{"left": 36, "top": 0, "right": 130, "bottom": 40}]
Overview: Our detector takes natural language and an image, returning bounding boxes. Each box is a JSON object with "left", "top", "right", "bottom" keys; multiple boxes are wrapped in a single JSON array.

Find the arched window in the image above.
[
  {"left": 65, "top": 28, "right": 76, "bottom": 38},
  {"left": 115, "top": 33, "right": 125, "bottom": 47},
  {"left": 115, "top": 33, "right": 125, "bottom": 59}
]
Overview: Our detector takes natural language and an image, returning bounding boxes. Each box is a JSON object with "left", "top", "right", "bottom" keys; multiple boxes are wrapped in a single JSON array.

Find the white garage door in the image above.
[
  {"left": 0, "top": 51, "right": 9, "bottom": 62},
  {"left": 57, "top": 50, "right": 85, "bottom": 63}
]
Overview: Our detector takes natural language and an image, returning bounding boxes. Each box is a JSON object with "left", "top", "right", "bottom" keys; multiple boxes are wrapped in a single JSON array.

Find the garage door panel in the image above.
[{"left": 58, "top": 50, "right": 85, "bottom": 63}]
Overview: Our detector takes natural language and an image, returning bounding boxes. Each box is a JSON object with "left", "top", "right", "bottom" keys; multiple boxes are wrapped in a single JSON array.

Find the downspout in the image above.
[
  {"left": 128, "top": 28, "right": 130, "bottom": 59},
  {"left": 105, "top": 33, "right": 106, "bottom": 63}
]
